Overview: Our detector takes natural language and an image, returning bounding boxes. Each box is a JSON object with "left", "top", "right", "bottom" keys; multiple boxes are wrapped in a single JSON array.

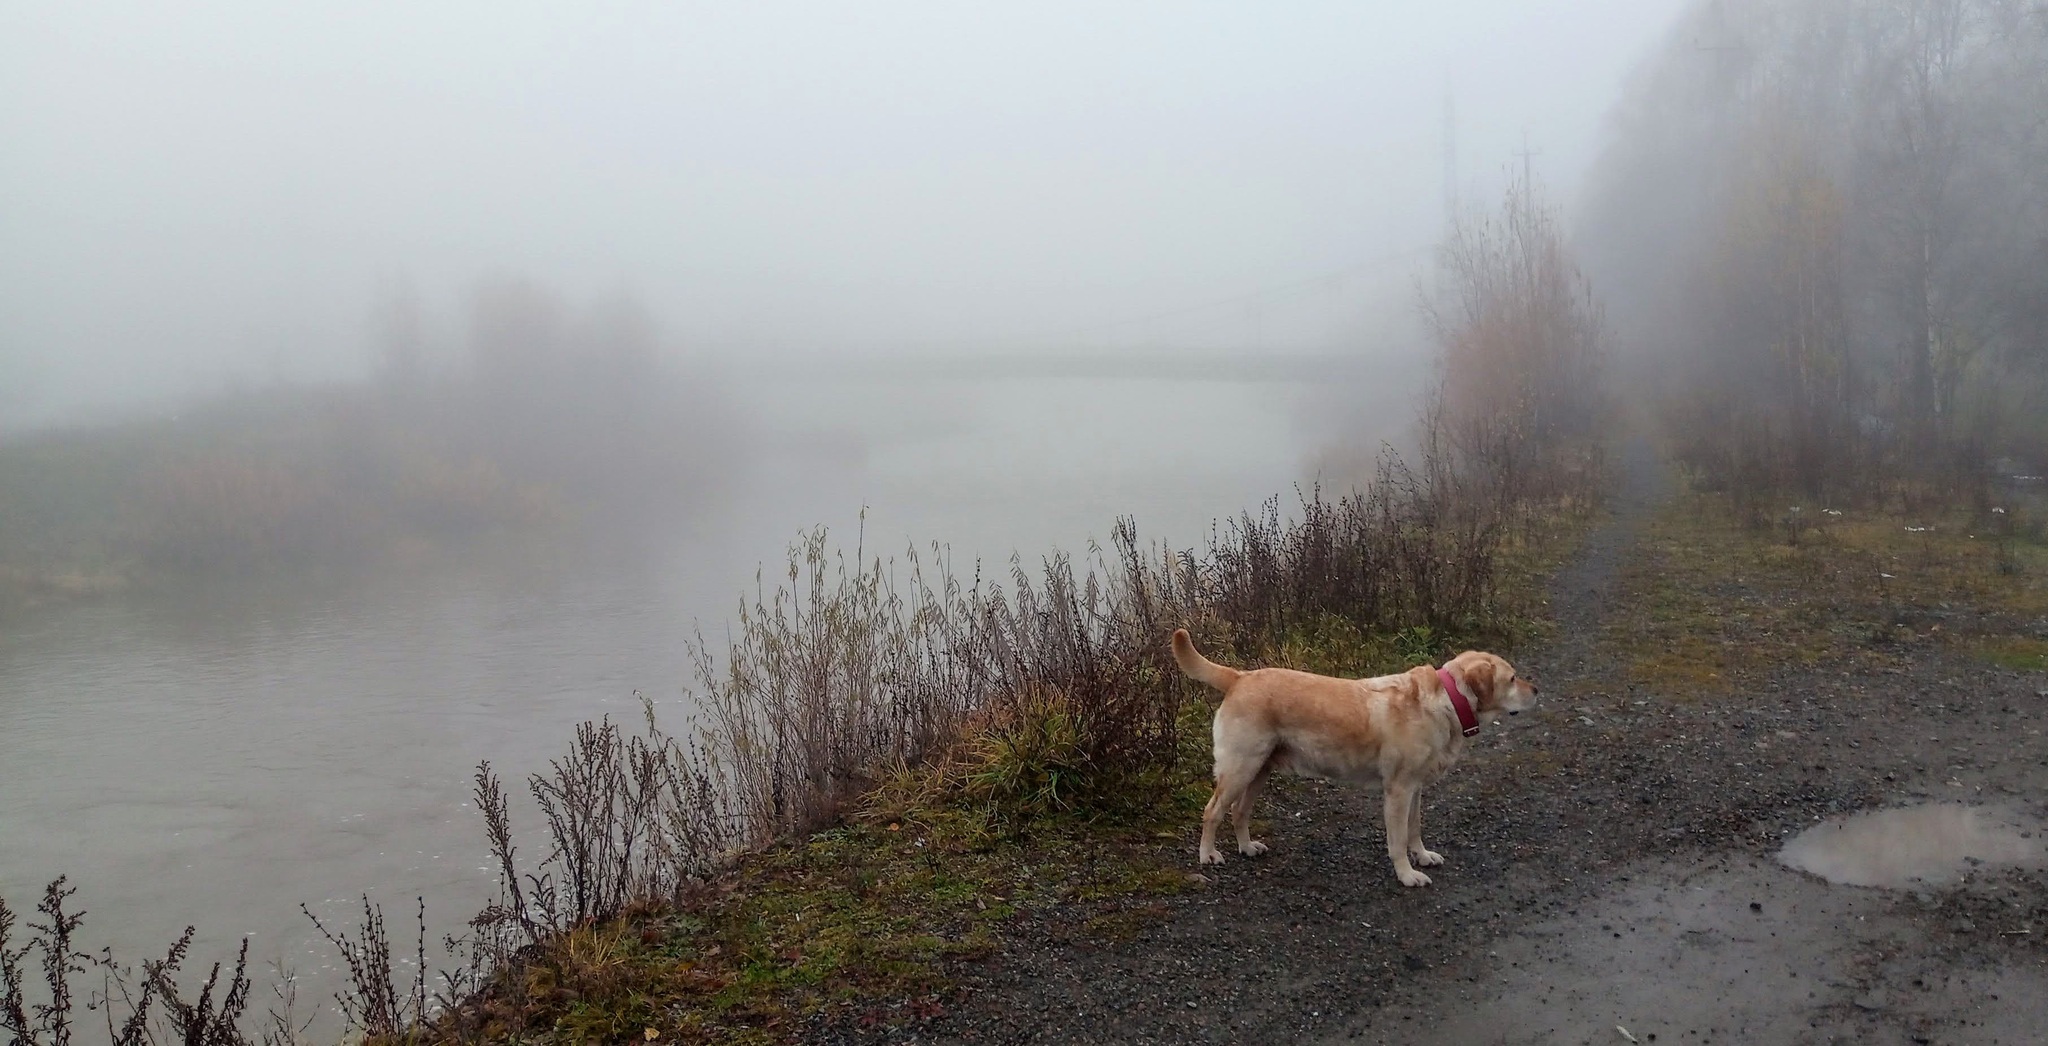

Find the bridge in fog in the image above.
[{"left": 740, "top": 348, "right": 1389, "bottom": 384}]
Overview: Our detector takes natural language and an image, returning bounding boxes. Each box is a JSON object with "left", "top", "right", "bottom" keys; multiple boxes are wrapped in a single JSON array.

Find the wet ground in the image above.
[
  {"left": 816, "top": 441, "right": 2048, "bottom": 1045},
  {"left": 1398, "top": 850, "right": 2048, "bottom": 1046}
]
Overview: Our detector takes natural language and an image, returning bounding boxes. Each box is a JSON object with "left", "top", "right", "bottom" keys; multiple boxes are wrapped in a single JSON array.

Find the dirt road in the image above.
[{"left": 824, "top": 444, "right": 2048, "bottom": 1045}]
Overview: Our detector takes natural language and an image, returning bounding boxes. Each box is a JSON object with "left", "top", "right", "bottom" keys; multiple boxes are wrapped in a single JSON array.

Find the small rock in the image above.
[
  {"left": 1749, "top": 902, "right": 1762, "bottom": 912},
  {"left": 1853, "top": 991, "right": 1887, "bottom": 1012},
  {"left": 1953, "top": 918, "right": 1977, "bottom": 933}
]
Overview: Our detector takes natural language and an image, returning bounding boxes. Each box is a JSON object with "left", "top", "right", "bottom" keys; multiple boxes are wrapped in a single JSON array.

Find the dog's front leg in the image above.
[
  {"left": 1198, "top": 780, "right": 1230, "bottom": 864},
  {"left": 1406, "top": 790, "right": 1443, "bottom": 867},
  {"left": 1383, "top": 784, "right": 1431, "bottom": 887}
]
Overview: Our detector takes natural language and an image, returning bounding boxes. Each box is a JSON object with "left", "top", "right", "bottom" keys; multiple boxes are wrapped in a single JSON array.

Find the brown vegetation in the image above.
[{"left": 1430, "top": 175, "right": 1609, "bottom": 508}]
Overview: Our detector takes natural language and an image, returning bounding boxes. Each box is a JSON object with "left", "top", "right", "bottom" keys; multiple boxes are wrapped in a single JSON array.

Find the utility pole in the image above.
[
  {"left": 1441, "top": 83, "right": 1459, "bottom": 230},
  {"left": 1514, "top": 133, "right": 1542, "bottom": 193},
  {"left": 1695, "top": 0, "right": 1752, "bottom": 92}
]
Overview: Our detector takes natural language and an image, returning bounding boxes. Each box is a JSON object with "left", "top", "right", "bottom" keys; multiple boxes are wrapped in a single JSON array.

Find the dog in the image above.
[{"left": 1170, "top": 629, "right": 1538, "bottom": 886}]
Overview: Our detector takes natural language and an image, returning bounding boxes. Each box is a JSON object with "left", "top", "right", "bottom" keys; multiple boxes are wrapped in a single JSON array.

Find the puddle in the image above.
[{"left": 1779, "top": 803, "right": 2046, "bottom": 888}]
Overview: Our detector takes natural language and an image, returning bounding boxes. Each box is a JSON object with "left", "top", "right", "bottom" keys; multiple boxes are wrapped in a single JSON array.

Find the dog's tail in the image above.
[{"left": 1171, "top": 629, "right": 1241, "bottom": 692}]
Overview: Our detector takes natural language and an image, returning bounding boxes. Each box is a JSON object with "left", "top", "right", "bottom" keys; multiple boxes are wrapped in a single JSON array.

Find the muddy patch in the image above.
[
  {"left": 1369, "top": 855, "right": 2048, "bottom": 1046},
  {"left": 1374, "top": 856, "right": 1897, "bottom": 1046},
  {"left": 1779, "top": 804, "right": 2046, "bottom": 889}
]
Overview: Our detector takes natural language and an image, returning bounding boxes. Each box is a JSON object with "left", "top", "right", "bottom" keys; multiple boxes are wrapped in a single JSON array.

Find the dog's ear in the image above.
[{"left": 1452, "top": 653, "right": 1494, "bottom": 707}]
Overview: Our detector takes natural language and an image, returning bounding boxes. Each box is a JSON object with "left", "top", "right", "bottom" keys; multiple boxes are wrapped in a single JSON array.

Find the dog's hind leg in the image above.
[
  {"left": 1405, "top": 789, "right": 1443, "bottom": 867},
  {"left": 1230, "top": 758, "right": 1275, "bottom": 857},
  {"left": 1383, "top": 781, "right": 1431, "bottom": 887},
  {"left": 1200, "top": 748, "right": 1267, "bottom": 865}
]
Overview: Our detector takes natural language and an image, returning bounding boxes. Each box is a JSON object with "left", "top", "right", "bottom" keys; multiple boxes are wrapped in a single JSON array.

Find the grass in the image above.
[
  {"left": 437, "top": 723, "right": 1214, "bottom": 1045},
  {"left": 1975, "top": 636, "right": 2048, "bottom": 672},
  {"left": 1607, "top": 489, "right": 2048, "bottom": 700}
]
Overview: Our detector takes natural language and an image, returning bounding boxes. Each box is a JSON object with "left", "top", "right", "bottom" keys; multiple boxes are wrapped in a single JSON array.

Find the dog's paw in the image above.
[
  {"left": 1397, "top": 867, "right": 1433, "bottom": 887},
  {"left": 1412, "top": 848, "right": 1444, "bottom": 867},
  {"left": 1240, "top": 840, "right": 1269, "bottom": 858},
  {"left": 1199, "top": 847, "right": 1226, "bottom": 865}
]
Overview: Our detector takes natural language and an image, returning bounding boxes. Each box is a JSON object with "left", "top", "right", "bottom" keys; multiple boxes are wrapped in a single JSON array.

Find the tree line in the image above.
[{"left": 1579, "top": 0, "right": 2048, "bottom": 511}]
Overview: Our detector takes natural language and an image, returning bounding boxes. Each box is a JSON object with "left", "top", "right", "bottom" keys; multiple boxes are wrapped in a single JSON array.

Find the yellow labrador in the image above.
[{"left": 1170, "top": 629, "right": 1539, "bottom": 886}]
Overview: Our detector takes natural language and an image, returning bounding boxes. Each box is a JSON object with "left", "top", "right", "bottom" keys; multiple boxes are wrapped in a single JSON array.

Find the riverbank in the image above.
[
  {"left": 1, "top": 408, "right": 1597, "bottom": 1046},
  {"left": 0, "top": 368, "right": 1346, "bottom": 1045},
  {"left": 371, "top": 441, "right": 1601, "bottom": 1045},
  {"left": 0, "top": 350, "right": 738, "bottom": 621},
  {"left": 21, "top": 431, "right": 2039, "bottom": 1044}
]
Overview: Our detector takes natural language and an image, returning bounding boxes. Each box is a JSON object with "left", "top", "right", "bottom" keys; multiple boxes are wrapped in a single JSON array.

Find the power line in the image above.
[{"left": 1443, "top": 83, "right": 1459, "bottom": 229}]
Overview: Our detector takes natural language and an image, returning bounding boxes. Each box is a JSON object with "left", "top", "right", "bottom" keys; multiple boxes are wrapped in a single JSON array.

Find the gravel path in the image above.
[{"left": 818, "top": 443, "right": 2048, "bottom": 1046}]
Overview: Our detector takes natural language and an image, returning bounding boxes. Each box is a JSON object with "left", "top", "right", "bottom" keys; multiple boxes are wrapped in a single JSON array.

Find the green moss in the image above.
[
  {"left": 1976, "top": 636, "right": 2048, "bottom": 672},
  {"left": 1077, "top": 903, "right": 1173, "bottom": 944}
]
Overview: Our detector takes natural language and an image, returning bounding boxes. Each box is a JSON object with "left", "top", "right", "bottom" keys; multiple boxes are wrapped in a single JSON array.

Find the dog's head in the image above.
[{"left": 1443, "top": 651, "right": 1539, "bottom": 717}]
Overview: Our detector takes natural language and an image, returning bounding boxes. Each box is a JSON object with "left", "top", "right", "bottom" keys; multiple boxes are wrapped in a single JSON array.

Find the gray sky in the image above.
[{"left": 1, "top": 1, "right": 1686, "bottom": 423}]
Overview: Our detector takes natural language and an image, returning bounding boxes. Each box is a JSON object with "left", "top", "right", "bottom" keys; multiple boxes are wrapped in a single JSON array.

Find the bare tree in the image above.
[{"left": 1426, "top": 175, "right": 1608, "bottom": 505}]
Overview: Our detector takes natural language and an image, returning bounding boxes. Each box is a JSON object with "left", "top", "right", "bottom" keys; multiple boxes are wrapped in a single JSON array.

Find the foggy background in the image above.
[
  {"left": 2, "top": 0, "right": 1686, "bottom": 428},
  {"left": 0, "top": 1, "right": 1706, "bottom": 1019}
]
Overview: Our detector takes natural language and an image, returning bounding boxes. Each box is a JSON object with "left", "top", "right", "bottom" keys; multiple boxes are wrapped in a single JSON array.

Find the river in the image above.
[{"left": 0, "top": 367, "right": 1390, "bottom": 1020}]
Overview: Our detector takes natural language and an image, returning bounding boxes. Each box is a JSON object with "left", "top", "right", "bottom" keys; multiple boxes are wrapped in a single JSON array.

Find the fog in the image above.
[
  {"left": 1574, "top": 0, "right": 2048, "bottom": 491},
  {"left": 2, "top": 1, "right": 1685, "bottom": 426},
  {"left": 2, "top": 3, "right": 1713, "bottom": 1016}
]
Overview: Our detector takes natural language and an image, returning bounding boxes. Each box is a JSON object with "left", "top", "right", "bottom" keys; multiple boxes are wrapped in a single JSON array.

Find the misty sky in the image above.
[{"left": 2, "top": 1, "right": 1686, "bottom": 424}]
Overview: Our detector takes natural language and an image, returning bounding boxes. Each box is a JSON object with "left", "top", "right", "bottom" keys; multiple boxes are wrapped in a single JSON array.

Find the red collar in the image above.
[{"left": 1438, "top": 667, "right": 1480, "bottom": 737}]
